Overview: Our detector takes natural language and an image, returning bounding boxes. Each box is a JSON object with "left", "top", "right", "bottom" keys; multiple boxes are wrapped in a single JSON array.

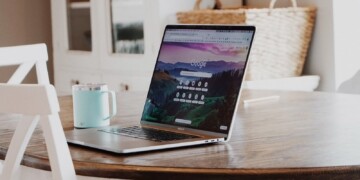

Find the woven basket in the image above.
[{"left": 177, "top": 0, "right": 316, "bottom": 80}]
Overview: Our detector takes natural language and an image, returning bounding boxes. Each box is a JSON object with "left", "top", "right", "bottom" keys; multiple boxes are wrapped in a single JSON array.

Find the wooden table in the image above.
[{"left": 1, "top": 90, "right": 360, "bottom": 179}]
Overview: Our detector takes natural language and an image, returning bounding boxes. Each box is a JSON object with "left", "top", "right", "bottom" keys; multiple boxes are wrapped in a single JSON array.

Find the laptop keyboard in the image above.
[{"left": 98, "top": 126, "right": 200, "bottom": 142}]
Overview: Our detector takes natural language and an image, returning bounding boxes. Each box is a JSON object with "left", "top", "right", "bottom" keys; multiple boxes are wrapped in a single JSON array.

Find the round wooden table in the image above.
[{"left": 1, "top": 90, "right": 360, "bottom": 179}]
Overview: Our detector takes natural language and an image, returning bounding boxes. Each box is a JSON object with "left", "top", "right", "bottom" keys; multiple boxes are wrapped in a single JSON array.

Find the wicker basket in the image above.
[{"left": 177, "top": 0, "right": 316, "bottom": 80}]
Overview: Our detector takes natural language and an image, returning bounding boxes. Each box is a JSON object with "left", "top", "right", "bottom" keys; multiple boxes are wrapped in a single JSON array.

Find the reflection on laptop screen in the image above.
[{"left": 141, "top": 26, "right": 255, "bottom": 134}]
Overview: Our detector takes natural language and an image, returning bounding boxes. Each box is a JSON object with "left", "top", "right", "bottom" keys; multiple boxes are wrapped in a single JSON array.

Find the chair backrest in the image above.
[
  {"left": 0, "top": 84, "right": 59, "bottom": 115},
  {"left": 0, "top": 43, "right": 76, "bottom": 180},
  {"left": 0, "top": 84, "right": 76, "bottom": 180},
  {"left": 0, "top": 43, "right": 49, "bottom": 84}
]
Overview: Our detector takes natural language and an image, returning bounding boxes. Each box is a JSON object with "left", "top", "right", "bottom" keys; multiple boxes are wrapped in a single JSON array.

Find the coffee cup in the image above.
[{"left": 72, "top": 83, "right": 116, "bottom": 128}]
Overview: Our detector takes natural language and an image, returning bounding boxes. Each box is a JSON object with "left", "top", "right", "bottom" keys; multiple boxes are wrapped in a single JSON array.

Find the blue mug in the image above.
[{"left": 72, "top": 83, "right": 117, "bottom": 128}]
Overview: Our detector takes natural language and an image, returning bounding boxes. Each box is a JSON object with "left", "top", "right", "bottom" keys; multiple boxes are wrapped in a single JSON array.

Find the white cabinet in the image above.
[
  {"left": 51, "top": 0, "right": 196, "bottom": 95},
  {"left": 55, "top": 69, "right": 101, "bottom": 95},
  {"left": 102, "top": 74, "right": 151, "bottom": 93}
]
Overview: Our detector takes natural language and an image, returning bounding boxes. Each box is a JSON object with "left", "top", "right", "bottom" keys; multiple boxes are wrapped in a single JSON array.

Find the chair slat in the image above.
[{"left": 0, "top": 43, "right": 76, "bottom": 180}]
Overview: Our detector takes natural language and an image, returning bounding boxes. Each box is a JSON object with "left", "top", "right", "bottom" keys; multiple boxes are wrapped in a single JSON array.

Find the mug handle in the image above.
[{"left": 102, "top": 91, "right": 117, "bottom": 120}]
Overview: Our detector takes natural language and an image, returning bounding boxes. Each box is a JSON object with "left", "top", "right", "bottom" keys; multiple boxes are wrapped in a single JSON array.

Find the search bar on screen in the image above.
[{"left": 180, "top": 71, "right": 212, "bottom": 78}]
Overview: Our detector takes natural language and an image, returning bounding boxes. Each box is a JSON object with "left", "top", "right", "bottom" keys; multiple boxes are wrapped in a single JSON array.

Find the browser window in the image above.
[{"left": 142, "top": 28, "right": 254, "bottom": 134}]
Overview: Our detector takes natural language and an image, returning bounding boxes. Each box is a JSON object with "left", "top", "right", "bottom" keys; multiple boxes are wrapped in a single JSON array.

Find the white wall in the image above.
[
  {"left": 333, "top": 0, "right": 360, "bottom": 90},
  {"left": 247, "top": 0, "right": 360, "bottom": 92},
  {"left": 301, "top": 0, "right": 336, "bottom": 92}
]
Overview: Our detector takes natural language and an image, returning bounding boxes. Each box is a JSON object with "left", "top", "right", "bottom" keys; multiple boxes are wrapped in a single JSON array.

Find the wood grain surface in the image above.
[{"left": 1, "top": 90, "right": 360, "bottom": 179}]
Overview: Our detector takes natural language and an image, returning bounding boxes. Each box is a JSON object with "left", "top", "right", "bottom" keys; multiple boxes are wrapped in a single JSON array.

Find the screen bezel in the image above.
[{"left": 141, "top": 24, "right": 256, "bottom": 137}]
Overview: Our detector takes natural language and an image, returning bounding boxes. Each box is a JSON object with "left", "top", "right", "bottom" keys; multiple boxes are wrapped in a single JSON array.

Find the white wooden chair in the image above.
[
  {"left": 0, "top": 84, "right": 76, "bottom": 180},
  {"left": 0, "top": 44, "right": 76, "bottom": 180}
]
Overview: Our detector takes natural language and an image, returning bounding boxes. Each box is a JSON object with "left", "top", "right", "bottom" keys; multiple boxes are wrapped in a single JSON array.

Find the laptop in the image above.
[{"left": 65, "top": 25, "right": 256, "bottom": 154}]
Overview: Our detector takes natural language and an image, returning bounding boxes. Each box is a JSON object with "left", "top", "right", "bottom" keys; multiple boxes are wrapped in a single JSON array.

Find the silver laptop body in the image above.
[{"left": 66, "top": 25, "right": 256, "bottom": 154}]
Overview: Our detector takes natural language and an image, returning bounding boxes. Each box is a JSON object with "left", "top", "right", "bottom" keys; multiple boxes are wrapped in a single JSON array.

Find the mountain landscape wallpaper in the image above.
[{"left": 141, "top": 41, "right": 249, "bottom": 133}]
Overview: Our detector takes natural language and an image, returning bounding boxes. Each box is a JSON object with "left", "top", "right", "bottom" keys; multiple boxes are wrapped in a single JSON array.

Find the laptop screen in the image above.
[{"left": 141, "top": 25, "right": 255, "bottom": 134}]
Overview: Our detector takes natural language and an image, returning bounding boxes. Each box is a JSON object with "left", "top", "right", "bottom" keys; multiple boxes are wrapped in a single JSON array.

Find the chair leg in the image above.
[
  {"left": 1, "top": 115, "right": 39, "bottom": 180},
  {"left": 40, "top": 114, "right": 76, "bottom": 180}
]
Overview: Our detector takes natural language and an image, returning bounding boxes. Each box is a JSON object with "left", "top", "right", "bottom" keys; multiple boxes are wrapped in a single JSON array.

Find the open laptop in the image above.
[{"left": 65, "top": 25, "right": 255, "bottom": 154}]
